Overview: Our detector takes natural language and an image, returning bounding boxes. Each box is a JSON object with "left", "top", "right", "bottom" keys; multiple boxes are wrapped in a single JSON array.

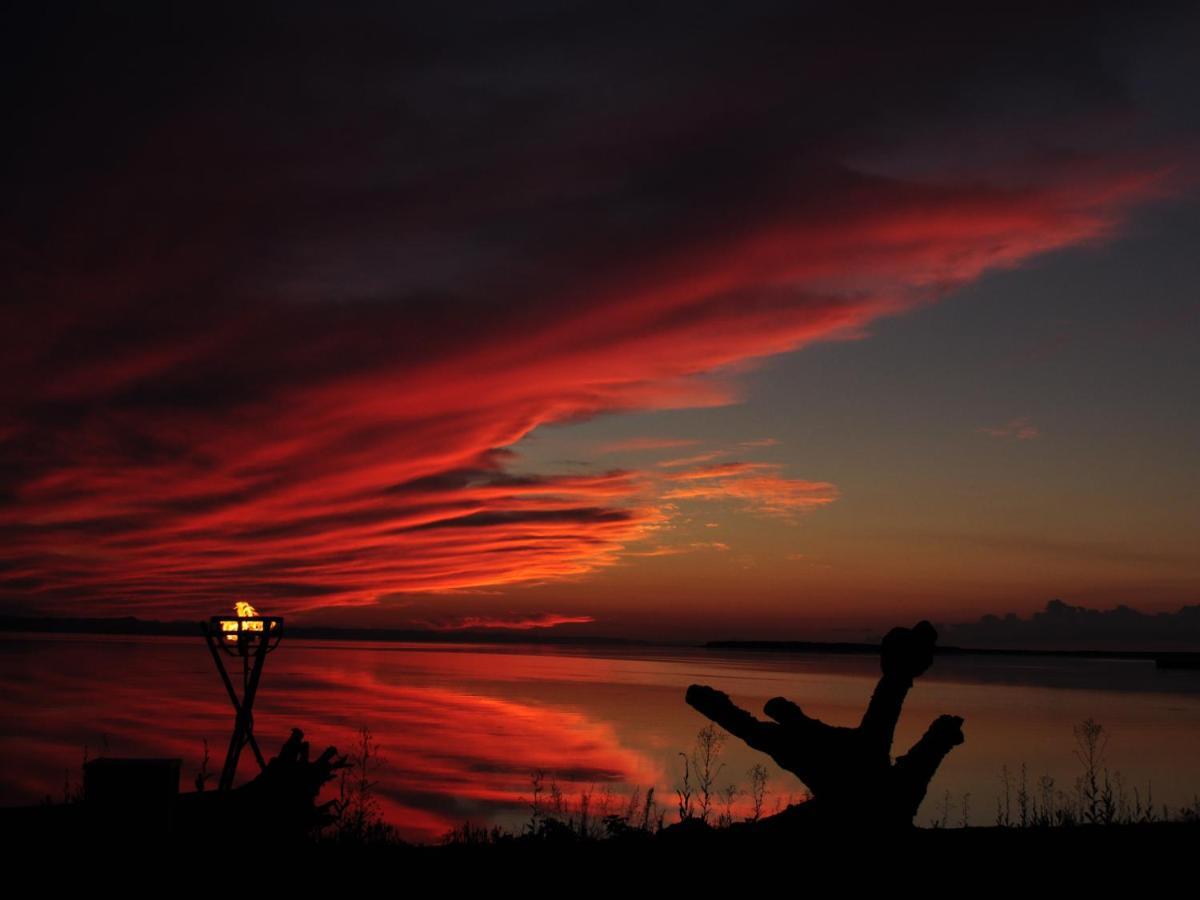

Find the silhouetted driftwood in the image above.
[
  {"left": 237, "top": 727, "right": 347, "bottom": 832},
  {"left": 177, "top": 727, "right": 347, "bottom": 844},
  {"left": 686, "top": 620, "right": 963, "bottom": 829}
]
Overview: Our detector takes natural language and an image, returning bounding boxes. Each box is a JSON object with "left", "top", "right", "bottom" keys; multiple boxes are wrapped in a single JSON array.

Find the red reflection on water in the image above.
[
  {"left": 270, "top": 675, "right": 665, "bottom": 838},
  {"left": 5, "top": 635, "right": 1200, "bottom": 841},
  {"left": 0, "top": 635, "right": 665, "bottom": 841}
]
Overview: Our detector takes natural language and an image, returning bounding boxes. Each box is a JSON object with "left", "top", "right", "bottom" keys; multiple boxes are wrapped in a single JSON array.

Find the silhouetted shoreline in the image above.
[
  {"left": 0, "top": 615, "right": 653, "bottom": 647},
  {"left": 4, "top": 615, "right": 1197, "bottom": 667}
]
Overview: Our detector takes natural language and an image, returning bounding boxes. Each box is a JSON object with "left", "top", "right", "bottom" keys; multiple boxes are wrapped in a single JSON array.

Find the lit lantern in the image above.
[{"left": 208, "top": 601, "right": 283, "bottom": 657}]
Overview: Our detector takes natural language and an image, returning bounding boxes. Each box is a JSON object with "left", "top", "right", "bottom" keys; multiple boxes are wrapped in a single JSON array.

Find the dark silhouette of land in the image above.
[{"left": 6, "top": 613, "right": 1197, "bottom": 666}]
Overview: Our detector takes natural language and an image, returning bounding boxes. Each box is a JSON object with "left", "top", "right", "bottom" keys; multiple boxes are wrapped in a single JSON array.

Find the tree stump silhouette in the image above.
[
  {"left": 239, "top": 728, "right": 348, "bottom": 836},
  {"left": 686, "top": 620, "right": 963, "bottom": 829},
  {"left": 176, "top": 727, "right": 348, "bottom": 844}
]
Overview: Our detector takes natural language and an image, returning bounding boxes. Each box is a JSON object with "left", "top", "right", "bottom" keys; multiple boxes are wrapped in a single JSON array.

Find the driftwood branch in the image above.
[{"left": 686, "top": 620, "right": 963, "bottom": 828}]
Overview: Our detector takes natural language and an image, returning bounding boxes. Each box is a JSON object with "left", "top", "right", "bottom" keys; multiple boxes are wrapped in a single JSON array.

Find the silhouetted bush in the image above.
[
  {"left": 323, "top": 725, "right": 400, "bottom": 845},
  {"left": 508, "top": 769, "right": 664, "bottom": 844},
  {"left": 990, "top": 717, "right": 1198, "bottom": 828}
]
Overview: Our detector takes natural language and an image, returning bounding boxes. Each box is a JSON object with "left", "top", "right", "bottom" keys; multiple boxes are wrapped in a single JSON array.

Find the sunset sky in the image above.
[{"left": 3, "top": 4, "right": 1198, "bottom": 641}]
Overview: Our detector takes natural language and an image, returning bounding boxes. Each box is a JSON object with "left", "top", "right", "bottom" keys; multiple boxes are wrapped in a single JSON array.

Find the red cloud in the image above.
[
  {"left": 656, "top": 451, "right": 728, "bottom": 468},
  {"left": 418, "top": 613, "right": 596, "bottom": 631},
  {"left": 1, "top": 6, "right": 1178, "bottom": 624},
  {"left": 0, "top": 164, "right": 1162, "bottom": 616},
  {"left": 662, "top": 462, "right": 777, "bottom": 481},
  {"left": 662, "top": 463, "right": 839, "bottom": 519}
]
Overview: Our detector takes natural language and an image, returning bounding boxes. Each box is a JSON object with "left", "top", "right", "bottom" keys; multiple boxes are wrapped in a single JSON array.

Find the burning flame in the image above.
[{"left": 218, "top": 601, "right": 277, "bottom": 644}]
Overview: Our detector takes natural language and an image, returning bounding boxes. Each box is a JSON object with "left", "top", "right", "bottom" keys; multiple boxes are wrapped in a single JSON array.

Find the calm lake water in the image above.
[{"left": 3, "top": 633, "right": 1199, "bottom": 840}]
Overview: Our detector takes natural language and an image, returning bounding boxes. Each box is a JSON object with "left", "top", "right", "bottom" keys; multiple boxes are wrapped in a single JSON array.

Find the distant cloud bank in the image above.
[{"left": 940, "top": 599, "right": 1200, "bottom": 650}]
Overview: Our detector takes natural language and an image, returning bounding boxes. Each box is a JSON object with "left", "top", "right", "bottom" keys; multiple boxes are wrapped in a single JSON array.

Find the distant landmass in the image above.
[
  {"left": 3, "top": 611, "right": 1197, "bottom": 667},
  {"left": 0, "top": 615, "right": 651, "bottom": 647}
]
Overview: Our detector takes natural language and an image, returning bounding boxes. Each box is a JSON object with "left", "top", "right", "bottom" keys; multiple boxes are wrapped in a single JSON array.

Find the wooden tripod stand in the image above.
[{"left": 203, "top": 614, "right": 284, "bottom": 791}]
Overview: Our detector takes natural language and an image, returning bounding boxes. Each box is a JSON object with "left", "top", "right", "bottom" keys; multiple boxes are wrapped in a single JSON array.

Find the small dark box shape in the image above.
[{"left": 84, "top": 758, "right": 181, "bottom": 837}]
